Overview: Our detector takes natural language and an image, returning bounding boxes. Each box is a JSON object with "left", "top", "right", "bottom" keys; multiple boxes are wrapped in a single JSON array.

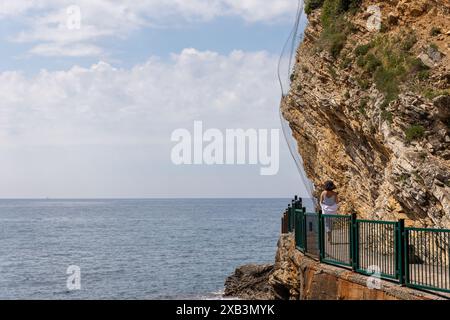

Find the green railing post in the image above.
[
  {"left": 295, "top": 208, "right": 301, "bottom": 249},
  {"left": 397, "top": 219, "right": 406, "bottom": 285},
  {"left": 287, "top": 204, "right": 292, "bottom": 232},
  {"left": 294, "top": 195, "right": 302, "bottom": 210},
  {"left": 404, "top": 227, "right": 410, "bottom": 286},
  {"left": 302, "top": 207, "right": 307, "bottom": 252},
  {"left": 318, "top": 210, "right": 324, "bottom": 262},
  {"left": 351, "top": 213, "right": 358, "bottom": 271},
  {"left": 281, "top": 216, "right": 283, "bottom": 234},
  {"left": 281, "top": 209, "right": 288, "bottom": 234},
  {"left": 291, "top": 200, "right": 296, "bottom": 231}
]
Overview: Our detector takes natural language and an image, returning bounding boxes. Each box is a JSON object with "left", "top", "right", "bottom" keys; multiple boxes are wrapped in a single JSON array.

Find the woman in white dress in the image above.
[{"left": 320, "top": 181, "right": 339, "bottom": 243}]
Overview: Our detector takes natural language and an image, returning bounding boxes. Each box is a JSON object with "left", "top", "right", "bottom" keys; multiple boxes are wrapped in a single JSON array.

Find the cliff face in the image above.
[{"left": 282, "top": 0, "right": 450, "bottom": 227}]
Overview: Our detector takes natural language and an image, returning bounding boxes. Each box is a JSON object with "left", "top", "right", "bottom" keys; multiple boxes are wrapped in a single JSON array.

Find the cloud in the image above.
[
  {"left": 0, "top": 48, "right": 305, "bottom": 198},
  {"left": 224, "top": 0, "right": 299, "bottom": 22},
  {"left": 2, "top": 0, "right": 299, "bottom": 57},
  {"left": 29, "top": 43, "right": 103, "bottom": 57},
  {"left": 0, "top": 49, "right": 281, "bottom": 146}
]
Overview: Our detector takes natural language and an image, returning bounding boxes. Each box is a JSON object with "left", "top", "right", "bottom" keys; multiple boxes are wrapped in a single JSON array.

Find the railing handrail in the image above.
[
  {"left": 322, "top": 214, "right": 349, "bottom": 218},
  {"left": 282, "top": 196, "right": 450, "bottom": 295},
  {"left": 405, "top": 226, "right": 450, "bottom": 233},
  {"left": 357, "top": 219, "right": 398, "bottom": 225}
]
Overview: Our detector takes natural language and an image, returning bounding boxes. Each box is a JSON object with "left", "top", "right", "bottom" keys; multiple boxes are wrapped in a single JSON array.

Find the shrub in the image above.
[
  {"left": 290, "top": 73, "right": 296, "bottom": 82},
  {"left": 352, "top": 32, "right": 428, "bottom": 106},
  {"left": 398, "top": 174, "right": 410, "bottom": 183},
  {"left": 409, "top": 57, "right": 429, "bottom": 73},
  {"left": 328, "top": 65, "right": 337, "bottom": 79},
  {"left": 355, "top": 43, "right": 372, "bottom": 56},
  {"left": 356, "top": 55, "right": 365, "bottom": 67},
  {"left": 321, "top": 0, "right": 340, "bottom": 27},
  {"left": 401, "top": 33, "right": 417, "bottom": 51},
  {"left": 323, "top": 0, "right": 361, "bottom": 17},
  {"left": 374, "top": 67, "right": 401, "bottom": 103},
  {"left": 319, "top": 1, "right": 362, "bottom": 59},
  {"left": 405, "top": 125, "right": 425, "bottom": 142},
  {"left": 305, "top": 0, "right": 325, "bottom": 14},
  {"left": 381, "top": 110, "right": 393, "bottom": 123},
  {"left": 429, "top": 43, "right": 439, "bottom": 51},
  {"left": 344, "top": 91, "right": 350, "bottom": 99},
  {"left": 329, "top": 32, "right": 347, "bottom": 58},
  {"left": 339, "top": 56, "right": 352, "bottom": 69},
  {"left": 430, "top": 27, "right": 441, "bottom": 36},
  {"left": 357, "top": 78, "right": 370, "bottom": 89},
  {"left": 423, "top": 89, "right": 450, "bottom": 100},
  {"left": 364, "top": 54, "right": 382, "bottom": 73},
  {"left": 320, "top": 17, "right": 350, "bottom": 58},
  {"left": 417, "top": 70, "right": 430, "bottom": 81},
  {"left": 359, "top": 98, "right": 368, "bottom": 115}
]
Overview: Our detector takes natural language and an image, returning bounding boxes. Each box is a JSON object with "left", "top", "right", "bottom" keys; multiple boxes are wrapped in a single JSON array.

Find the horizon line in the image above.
[{"left": 0, "top": 196, "right": 311, "bottom": 200}]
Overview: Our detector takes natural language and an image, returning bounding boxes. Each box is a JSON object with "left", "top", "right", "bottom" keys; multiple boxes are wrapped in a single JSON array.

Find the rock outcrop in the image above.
[
  {"left": 223, "top": 264, "right": 275, "bottom": 300},
  {"left": 282, "top": 0, "right": 450, "bottom": 227}
]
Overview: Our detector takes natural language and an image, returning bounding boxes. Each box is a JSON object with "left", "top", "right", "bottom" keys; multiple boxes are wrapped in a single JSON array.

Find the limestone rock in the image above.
[
  {"left": 281, "top": 0, "right": 450, "bottom": 228},
  {"left": 397, "top": 0, "right": 429, "bottom": 17},
  {"left": 418, "top": 53, "right": 436, "bottom": 68},
  {"left": 223, "top": 264, "right": 275, "bottom": 300}
]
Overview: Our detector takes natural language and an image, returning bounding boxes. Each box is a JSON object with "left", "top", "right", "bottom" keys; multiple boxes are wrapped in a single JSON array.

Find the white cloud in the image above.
[
  {"left": 2, "top": 0, "right": 299, "bottom": 57},
  {"left": 0, "top": 48, "right": 306, "bottom": 198},
  {"left": 0, "top": 49, "right": 281, "bottom": 146},
  {"left": 224, "top": 0, "right": 298, "bottom": 22},
  {"left": 29, "top": 43, "right": 103, "bottom": 57}
]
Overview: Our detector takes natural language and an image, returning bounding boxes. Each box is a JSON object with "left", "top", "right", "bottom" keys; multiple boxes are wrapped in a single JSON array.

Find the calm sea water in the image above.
[{"left": 0, "top": 198, "right": 313, "bottom": 299}]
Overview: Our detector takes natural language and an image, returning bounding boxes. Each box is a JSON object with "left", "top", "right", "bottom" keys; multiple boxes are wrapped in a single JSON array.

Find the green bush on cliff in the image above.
[
  {"left": 321, "top": 0, "right": 361, "bottom": 27},
  {"left": 430, "top": 27, "right": 441, "bottom": 36},
  {"left": 353, "top": 31, "right": 431, "bottom": 107},
  {"left": 405, "top": 125, "right": 425, "bottom": 142},
  {"left": 400, "top": 32, "right": 417, "bottom": 51},
  {"left": 409, "top": 57, "right": 429, "bottom": 73},
  {"left": 305, "top": 0, "right": 325, "bottom": 14},
  {"left": 422, "top": 89, "right": 450, "bottom": 100},
  {"left": 356, "top": 52, "right": 381, "bottom": 74},
  {"left": 354, "top": 43, "right": 372, "bottom": 56},
  {"left": 319, "top": 0, "right": 362, "bottom": 58},
  {"left": 374, "top": 66, "right": 402, "bottom": 105},
  {"left": 381, "top": 110, "right": 393, "bottom": 124},
  {"left": 305, "top": 0, "right": 362, "bottom": 15},
  {"left": 322, "top": 28, "right": 348, "bottom": 58}
]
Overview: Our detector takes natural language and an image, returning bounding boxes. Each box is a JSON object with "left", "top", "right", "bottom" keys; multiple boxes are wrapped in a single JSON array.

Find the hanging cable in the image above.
[{"left": 277, "top": 0, "right": 316, "bottom": 202}]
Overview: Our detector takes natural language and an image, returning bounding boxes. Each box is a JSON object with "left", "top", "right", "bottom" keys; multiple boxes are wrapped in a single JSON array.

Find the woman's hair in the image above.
[{"left": 324, "top": 180, "right": 336, "bottom": 191}]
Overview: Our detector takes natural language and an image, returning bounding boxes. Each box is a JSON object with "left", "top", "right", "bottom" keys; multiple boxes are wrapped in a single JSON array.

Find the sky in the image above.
[{"left": 0, "top": 0, "right": 309, "bottom": 198}]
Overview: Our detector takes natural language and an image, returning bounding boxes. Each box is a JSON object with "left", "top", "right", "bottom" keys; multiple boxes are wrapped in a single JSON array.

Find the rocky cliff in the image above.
[{"left": 281, "top": 0, "right": 450, "bottom": 227}]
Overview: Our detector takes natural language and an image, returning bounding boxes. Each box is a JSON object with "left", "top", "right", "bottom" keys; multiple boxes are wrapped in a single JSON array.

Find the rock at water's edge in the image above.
[{"left": 224, "top": 264, "right": 275, "bottom": 300}]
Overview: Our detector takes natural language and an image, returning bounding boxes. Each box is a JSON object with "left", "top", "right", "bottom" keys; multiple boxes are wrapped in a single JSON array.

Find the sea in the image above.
[{"left": 0, "top": 198, "right": 314, "bottom": 299}]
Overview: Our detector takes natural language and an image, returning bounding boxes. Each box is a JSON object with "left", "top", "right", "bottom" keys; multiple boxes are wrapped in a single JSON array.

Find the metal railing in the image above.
[
  {"left": 321, "top": 214, "right": 352, "bottom": 267},
  {"left": 356, "top": 220, "right": 398, "bottom": 280},
  {"left": 405, "top": 228, "right": 450, "bottom": 292},
  {"left": 281, "top": 197, "right": 450, "bottom": 294}
]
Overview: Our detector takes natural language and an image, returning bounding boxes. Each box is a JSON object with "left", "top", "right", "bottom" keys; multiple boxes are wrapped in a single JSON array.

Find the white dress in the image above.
[{"left": 321, "top": 194, "right": 338, "bottom": 233}]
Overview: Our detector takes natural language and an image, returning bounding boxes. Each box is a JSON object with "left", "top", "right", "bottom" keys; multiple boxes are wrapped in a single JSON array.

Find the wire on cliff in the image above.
[{"left": 277, "top": 0, "right": 316, "bottom": 202}]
